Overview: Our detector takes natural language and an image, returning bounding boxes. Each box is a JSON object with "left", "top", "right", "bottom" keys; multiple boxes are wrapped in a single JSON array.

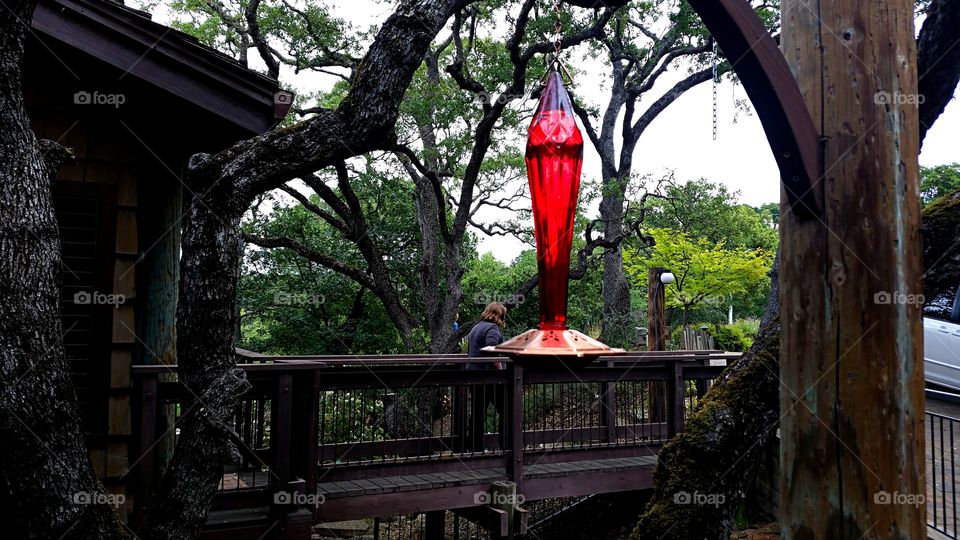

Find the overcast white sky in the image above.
[{"left": 155, "top": 1, "right": 960, "bottom": 262}]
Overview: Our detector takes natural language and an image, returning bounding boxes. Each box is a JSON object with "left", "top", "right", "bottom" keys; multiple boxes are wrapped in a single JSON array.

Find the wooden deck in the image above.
[
  {"left": 132, "top": 351, "right": 735, "bottom": 539},
  {"left": 314, "top": 456, "right": 657, "bottom": 521}
]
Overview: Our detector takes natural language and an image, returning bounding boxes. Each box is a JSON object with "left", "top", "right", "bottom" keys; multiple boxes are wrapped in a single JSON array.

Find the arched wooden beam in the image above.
[
  {"left": 564, "top": 0, "right": 821, "bottom": 218},
  {"left": 686, "top": 0, "right": 821, "bottom": 218}
]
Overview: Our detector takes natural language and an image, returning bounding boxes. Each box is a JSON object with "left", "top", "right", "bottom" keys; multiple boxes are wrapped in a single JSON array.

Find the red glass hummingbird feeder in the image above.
[{"left": 485, "top": 71, "right": 624, "bottom": 365}]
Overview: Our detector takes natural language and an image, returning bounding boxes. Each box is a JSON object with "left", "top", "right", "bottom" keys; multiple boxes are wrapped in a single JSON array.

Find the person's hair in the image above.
[{"left": 479, "top": 302, "right": 507, "bottom": 327}]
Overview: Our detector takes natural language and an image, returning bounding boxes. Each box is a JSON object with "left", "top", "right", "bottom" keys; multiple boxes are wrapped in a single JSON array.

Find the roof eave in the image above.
[{"left": 32, "top": 0, "right": 280, "bottom": 135}]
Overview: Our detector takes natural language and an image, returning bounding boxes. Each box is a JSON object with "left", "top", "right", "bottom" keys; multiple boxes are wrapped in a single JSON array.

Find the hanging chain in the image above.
[
  {"left": 553, "top": 0, "right": 563, "bottom": 69},
  {"left": 711, "top": 38, "right": 719, "bottom": 141},
  {"left": 542, "top": 0, "right": 572, "bottom": 82}
]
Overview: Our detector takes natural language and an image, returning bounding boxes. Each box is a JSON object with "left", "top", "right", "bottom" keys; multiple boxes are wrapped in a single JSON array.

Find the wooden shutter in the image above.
[{"left": 53, "top": 181, "right": 117, "bottom": 434}]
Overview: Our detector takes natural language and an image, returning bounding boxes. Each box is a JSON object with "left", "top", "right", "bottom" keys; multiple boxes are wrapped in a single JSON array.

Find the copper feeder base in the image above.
[{"left": 483, "top": 328, "right": 625, "bottom": 368}]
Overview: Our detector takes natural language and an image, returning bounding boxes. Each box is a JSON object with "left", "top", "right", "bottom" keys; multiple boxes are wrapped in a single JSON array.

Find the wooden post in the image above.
[
  {"left": 492, "top": 481, "right": 517, "bottom": 540},
  {"left": 664, "top": 360, "right": 685, "bottom": 438},
  {"left": 648, "top": 268, "right": 668, "bottom": 422},
  {"left": 272, "top": 372, "right": 294, "bottom": 485},
  {"left": 647, "top": 267, "right": 667, "bottom": 351},
  {"left": 600, "top": 359, "right": 617, "bottom": 444},
  {"left": 290, "top": 370, "right": 320, "bottom": 498},
  {"left": 453, "top": 385, "right": 468, "bottom": 452},
  {"left": 506, "top": 363, "right": 524, "bottom": 497},
  {"left": 780, "top": 0, "right": 925, "bottom": 537},
  {"left": 134, "top": 372, "right": 158, "bottom": 529},
  {"left": 424, "top": 510, "right": 445, "bottom": 540},
  {"left": 138, "top": 177, "right": 181, "bottom": 476}
]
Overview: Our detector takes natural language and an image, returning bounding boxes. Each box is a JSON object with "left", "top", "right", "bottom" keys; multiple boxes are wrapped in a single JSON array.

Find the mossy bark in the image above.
[
  {"left": 922, "top": 188, "right": 960, "bottom": 301},
  {"left": 629, "top": 312, "right": 780, "bottom": 539},
  {"left": 623, "top": 191, "right": 960, "bottom": 538}
]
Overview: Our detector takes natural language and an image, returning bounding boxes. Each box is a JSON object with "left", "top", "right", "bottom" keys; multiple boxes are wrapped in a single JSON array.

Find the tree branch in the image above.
[
  {"left": 277, "top": 184, "right": 348, "bottom": 233},
  {"left": 244, "top": 233, "right": 376, "bottom": 289},
  {"left": 917, "top": 0, "right": 960, "bottom": 145},
  {"left": 627, "top": 66, "right": 717, "bottom": 149},
  {"left": 244, "top": 0, "right": 280, "bottom": 79}
]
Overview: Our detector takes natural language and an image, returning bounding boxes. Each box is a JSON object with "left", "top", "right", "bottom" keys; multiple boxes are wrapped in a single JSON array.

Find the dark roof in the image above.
[{"left": 32, "top": 0, "right": 281, "bottom": 135}]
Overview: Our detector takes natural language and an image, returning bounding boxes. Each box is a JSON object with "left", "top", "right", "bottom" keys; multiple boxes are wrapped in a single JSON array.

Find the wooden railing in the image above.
[{"left": 130, "top": 351, "right": 737, "bottom": 532}]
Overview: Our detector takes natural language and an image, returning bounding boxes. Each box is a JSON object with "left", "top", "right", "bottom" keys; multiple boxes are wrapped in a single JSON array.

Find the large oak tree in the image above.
[
  {"left": 2, "top": 0, "right": 959, "bottom": 538},
  {"left": 0, "top": 0, "right": 628, "bottom": 537},
  {"left": 1, "top": 0, "right": 472, "bottom": 537}
]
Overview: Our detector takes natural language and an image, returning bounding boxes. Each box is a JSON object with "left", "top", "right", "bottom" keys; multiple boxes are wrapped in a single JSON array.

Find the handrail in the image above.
[
  {"left": 131, "top": 352, "right": 734, "bottom": 531},
  {"left": 132, "top": 350, "right": 742, "bottom": 373}
]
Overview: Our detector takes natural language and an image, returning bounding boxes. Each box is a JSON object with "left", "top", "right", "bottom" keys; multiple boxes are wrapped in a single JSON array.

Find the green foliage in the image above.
[
  {"left": 753, "top": 202, "right": 780, "bottom": 229},
  {"left": 707, "top": 320, "right": 759, "bottom": 352},
  {"left": 155, "top": 0, "right": 782, "bottom": 355},
  {"left": 634, "top": 177, "right": 779, "bottom": 251},
  {"left": 158, "top": 0, "right": 362, "bottom": 75},
  {"left": 921, "top": 163, "right": 960, "bottom": 207},
  {"left": 239, "top": 163, "right": 431, "bottom": 354},
  {"left": 319, "top": 391, "right": 386, "bottom": 444},
  {"left": 626, "top": 228, "right": 773, "bottom": 327}
]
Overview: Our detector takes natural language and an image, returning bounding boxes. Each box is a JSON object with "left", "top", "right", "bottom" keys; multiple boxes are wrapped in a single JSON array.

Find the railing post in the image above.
[
  {"left": 424, "top": 510, "right": 445, "bottom": 540},
  {"left": 290, "top": 370, "right": 320, "bottom": 499},
  {"left": 600, "top": 359, "right": 617, "bottom": 444},
  {"left": 506, "top": 363, "right": 524, "bottom": 496},
  {"left": 271, "top": 371, "right": 315, "bottom": 539},
  {"left": 665, "top": 360, "right": 685, "bottom": 438},
  {"left": 453, "top": 384, "right": 468, "bottom": 453},
  {"left": 272, "top": 372, "right": 294, "bottom": 484},
  {"left": 134, "top": 371, "right": 158, "bottom": 529}
]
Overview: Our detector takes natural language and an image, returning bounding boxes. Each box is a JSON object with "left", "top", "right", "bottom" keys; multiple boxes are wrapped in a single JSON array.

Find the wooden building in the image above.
[{"left": 25, "top": 0, "right": 285, "bottom": 519}]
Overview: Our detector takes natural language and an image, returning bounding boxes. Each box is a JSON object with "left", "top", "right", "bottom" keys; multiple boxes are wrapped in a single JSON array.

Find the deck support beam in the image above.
[
  {"left": 424, "top": 510, "right": 445, "bottom": 540},
  {"left": 779, "top": 0, "right": 926, "bottom": 537}
]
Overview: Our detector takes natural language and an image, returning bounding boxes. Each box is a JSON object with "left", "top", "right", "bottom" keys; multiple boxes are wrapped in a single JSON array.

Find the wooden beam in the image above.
[
  {"left": 687, "top": 0, "right": 821, "bottom": 218},
  {"left": 780, "top": 0, "right": 925, "bottom": 537}
]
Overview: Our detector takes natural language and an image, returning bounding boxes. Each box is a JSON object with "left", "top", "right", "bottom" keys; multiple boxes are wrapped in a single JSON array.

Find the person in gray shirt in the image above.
[
  {"left": 465, "top": 302, "right": 507, "bottom": 450},
  {"left": 466, "top": 303, "right": 506, "bottom": 364}
]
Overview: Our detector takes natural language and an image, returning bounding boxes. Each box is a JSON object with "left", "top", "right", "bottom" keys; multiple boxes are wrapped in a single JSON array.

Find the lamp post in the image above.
[
  {"left": 647, "top": 268, "right": 673, "bottom": 352},
  {"left": 647, "top": 267, "right": 673, "bottom": 421}
]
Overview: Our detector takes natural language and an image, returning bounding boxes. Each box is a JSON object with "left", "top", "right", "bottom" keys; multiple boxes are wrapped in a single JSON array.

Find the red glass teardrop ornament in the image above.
[{"left": 526, "top": 72, "right": 584, "bottom": 331}]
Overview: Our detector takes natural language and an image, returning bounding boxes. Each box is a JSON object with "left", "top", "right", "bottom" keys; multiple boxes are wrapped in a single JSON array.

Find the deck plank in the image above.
[{"left": 315, "top": 456, "right": 657, "bottom": 501}]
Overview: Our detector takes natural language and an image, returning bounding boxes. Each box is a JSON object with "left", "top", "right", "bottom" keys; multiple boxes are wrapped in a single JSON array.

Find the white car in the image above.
[{"left": 924, "top": 288, "right": 960, "bottom": 392}]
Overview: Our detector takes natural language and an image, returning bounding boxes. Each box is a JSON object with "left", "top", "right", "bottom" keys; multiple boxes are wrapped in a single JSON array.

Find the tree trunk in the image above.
[
  {"left": 917, "top": 0, "right": 960, "bottom": 144},
  {"left": 599, "top": 177, "right": 631, "bottom": 345},
  {"left": 922, "top": 188, "right": 960, "bottom": 302},
  {"left": 630, "top": 255, "right": 780, "bottom": 539},
  {"left": 144, "top": 1, "right": 470, "bottom": 534},
  {"left": 0, "top": 2, "right": 130, "bottom": 537},
  {"left": 142, "top": 176, "right": 251, "bottom": 538}
]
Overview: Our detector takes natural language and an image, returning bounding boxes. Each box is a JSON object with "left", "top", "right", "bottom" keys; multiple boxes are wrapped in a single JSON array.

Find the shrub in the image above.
[{"left": 708, "top": 319, "right": 760, "bottom": 352}]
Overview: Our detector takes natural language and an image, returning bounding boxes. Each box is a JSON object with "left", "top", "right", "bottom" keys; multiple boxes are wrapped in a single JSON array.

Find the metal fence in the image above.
[{"left": 928, "top": 409, "right": 960, "bottom": 539}]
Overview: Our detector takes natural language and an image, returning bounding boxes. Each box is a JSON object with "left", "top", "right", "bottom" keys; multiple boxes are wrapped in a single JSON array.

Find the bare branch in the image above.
[
  {"left": 244, "top": 232, "right": 375, "bottom": 289},
  {"left": 244, "top": 0, "right": 280, "bottom": 79},
  {"left": 301, "top": 173, "right": 352, "bottom": 222},
  {"left": 277, "top": 184, "right": 348, "bottom": 233},
  {"left": 627, "top": 65, "right": 718, "bottom": 149}
]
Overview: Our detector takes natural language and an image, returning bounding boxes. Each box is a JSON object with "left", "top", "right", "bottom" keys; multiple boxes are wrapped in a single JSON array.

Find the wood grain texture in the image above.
[{"left": 779, "top": 0, "right": 925, "bottom": 538}]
